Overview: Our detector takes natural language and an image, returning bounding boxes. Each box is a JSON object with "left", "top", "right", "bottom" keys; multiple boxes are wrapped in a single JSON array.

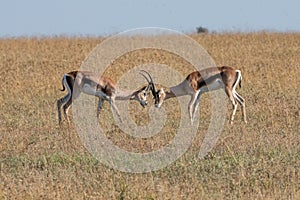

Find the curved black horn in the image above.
[
  {"left": 139, "top": 70, "right": 159, "bottom": 102},
  {"left": 139, "top": 72, "right": 151, "bottom": 84},
  {"left": 140, "top": 70, "right": 157, "bottom": 92},
  {"left": 139, "top": 71, "right": 152, "bottom": 92},
  {"left": 140, "top": 70, "right": 153, "bottom": 83}
]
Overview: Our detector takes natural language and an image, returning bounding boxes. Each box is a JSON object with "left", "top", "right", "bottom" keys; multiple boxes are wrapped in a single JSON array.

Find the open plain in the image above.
[{"left": 0, "top": 32, "right": 299, "bottom": 199}]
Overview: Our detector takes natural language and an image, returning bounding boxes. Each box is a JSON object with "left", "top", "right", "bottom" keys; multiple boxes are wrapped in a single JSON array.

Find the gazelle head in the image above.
[
  {"left": 130, "top": 72, "right": 157, "bottom": 108},
  {"left": 139, "top": 70, "right": 166, "bottom": 108},
  {"left": 134, "top": 85, "right": 150, "bottom": 108},
  {"left": 153, "top": 88, "right": 166, "bottom": 108}
]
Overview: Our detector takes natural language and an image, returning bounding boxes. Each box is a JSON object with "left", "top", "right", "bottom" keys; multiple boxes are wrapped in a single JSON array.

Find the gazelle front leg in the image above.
[
  {"left": 109, "top": 98, "right": 122, "bottom": 123},
  {"left": 191, "top": 91, "right": 203, "bottom": 123},
  {"left": 96, "top": 98, "right": 105, "bottom": 118},
  {"left": 188, "top": 91, "right": 200, "bottom": 124}
]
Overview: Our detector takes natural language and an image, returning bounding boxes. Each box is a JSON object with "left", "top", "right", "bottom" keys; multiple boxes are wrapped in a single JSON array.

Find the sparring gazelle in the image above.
[
  {"left": 149, "top": 66, "right": 247, "bottom": 124},
  {"left": 57, "top": 70, "right": 154, "bottom": 125}
]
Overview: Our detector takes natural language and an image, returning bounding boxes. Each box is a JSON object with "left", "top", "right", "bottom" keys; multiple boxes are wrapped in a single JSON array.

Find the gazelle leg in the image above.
[
  {"left": 188, "top": 91, "right": 199, "bottom": 124},
  {"left": 57, "top": 94, "right": 71, "bottom": 126},
  {"left": 57, "top": 98, "right": 64, "bottom": 126},
  {"left": 225, "top": 87, "right": 238, "bottom": 124},
  {"left": 63, "top": 89, "right": 81, "bottom": 125},
  {"left": 109, "top": 99, "right": 122, "bottom": 123},
  {"left": 63, "top": 99, "right": 72, "bottom": 124},
  {"left": 97, "top": 98, "right": 104, "bottom": 118},
  {"left": 233, "top": 92, "right": 247, "bottom": 123},
  {"left": 192, "top": 91, "right": 202, "bottom": 123}
]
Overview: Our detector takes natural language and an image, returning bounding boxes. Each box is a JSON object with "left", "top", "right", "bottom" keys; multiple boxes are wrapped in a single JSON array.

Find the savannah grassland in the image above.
[{"left": 0, "top": 32, "right": 299, "bottom": 199}]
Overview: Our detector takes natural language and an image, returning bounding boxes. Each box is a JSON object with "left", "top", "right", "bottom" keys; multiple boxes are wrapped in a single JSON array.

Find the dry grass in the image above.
[{"left": 0, "top": 33, "right": 299, "bottom": 199}]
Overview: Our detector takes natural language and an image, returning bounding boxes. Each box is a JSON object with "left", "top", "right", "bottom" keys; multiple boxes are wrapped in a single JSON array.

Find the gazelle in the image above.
[
  {"left": 149, "top": 66, "right": 247, "bottom": 124},
  {"left": 57, "top": 70, "right": 154, "bottom": 125}
]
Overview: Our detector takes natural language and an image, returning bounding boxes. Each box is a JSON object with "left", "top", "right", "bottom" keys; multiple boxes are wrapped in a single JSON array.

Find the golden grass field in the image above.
[{"left": 0, "top": 32, "right": 299, "bottom": 199}]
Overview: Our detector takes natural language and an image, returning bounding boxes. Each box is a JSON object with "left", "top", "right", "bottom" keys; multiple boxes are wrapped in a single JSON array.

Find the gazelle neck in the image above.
[
  {"left": 163, "top": 80, "right": 189, "bottom": 100},
  {"left": 164, "top": 90, "right": 176, "bottom": 100},
  {"left": 168, "top": 80, "right": 190, "bottom": 99},
  {"left": 115, "top": 88, "right": 136, "bottom": 100}
]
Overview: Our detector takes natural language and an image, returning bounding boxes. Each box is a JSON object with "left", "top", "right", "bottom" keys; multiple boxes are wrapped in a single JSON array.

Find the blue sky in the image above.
[{"left": 0, "top": 0, "right": 299, "bottom": 37}]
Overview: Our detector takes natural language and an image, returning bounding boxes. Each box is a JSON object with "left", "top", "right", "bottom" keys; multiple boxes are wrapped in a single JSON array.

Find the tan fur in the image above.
[
  {"left": 154, "top": 66, "right": 247, "bottom": 124},
  {"left": 57, "top": 70, "right": 150, "bottom": 125}
]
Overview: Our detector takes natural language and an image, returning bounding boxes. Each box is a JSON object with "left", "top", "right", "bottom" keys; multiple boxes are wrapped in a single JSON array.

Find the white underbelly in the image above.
[{"left": 200, "top": 79, "right": 223, "bottom": 93}]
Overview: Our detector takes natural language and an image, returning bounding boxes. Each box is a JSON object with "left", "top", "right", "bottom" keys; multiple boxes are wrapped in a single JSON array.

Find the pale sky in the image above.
[{"left": 0, "top": 0, "right": 299, "bottom": 37}]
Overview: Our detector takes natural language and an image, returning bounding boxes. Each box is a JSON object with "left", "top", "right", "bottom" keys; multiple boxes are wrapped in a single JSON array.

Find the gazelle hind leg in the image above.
[
  {"left": 57, "top": 74, "right": 73, "bottom": 126},
  {"left": 225, "top": 87, "right": 238, "bottom": 124},
  {"left": 62, "top": 86, "right": 80, "bottom": 125},
  {"left": 233, "top": 92, "right": 247, "bottom": 123},
  {"left": 57, "top": 94, "right": 70, "bottom": 125},
  {"left": 57, "top": 98, "right": 64, "bottom": 126},
  {"left": 63, "top": 99, "right": 72, "bottom": 124}
]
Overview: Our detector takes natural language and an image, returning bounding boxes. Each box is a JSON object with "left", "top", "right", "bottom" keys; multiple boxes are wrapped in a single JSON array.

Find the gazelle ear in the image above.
[
  {"left": 157, "top": 88, "right": 164, "bottom": 96},
  {"left": 153, "top": 88, "right": 160, "bottom": 99},
  {"left": 154, "top": 88, "right": 164, "bottom": 99}
]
